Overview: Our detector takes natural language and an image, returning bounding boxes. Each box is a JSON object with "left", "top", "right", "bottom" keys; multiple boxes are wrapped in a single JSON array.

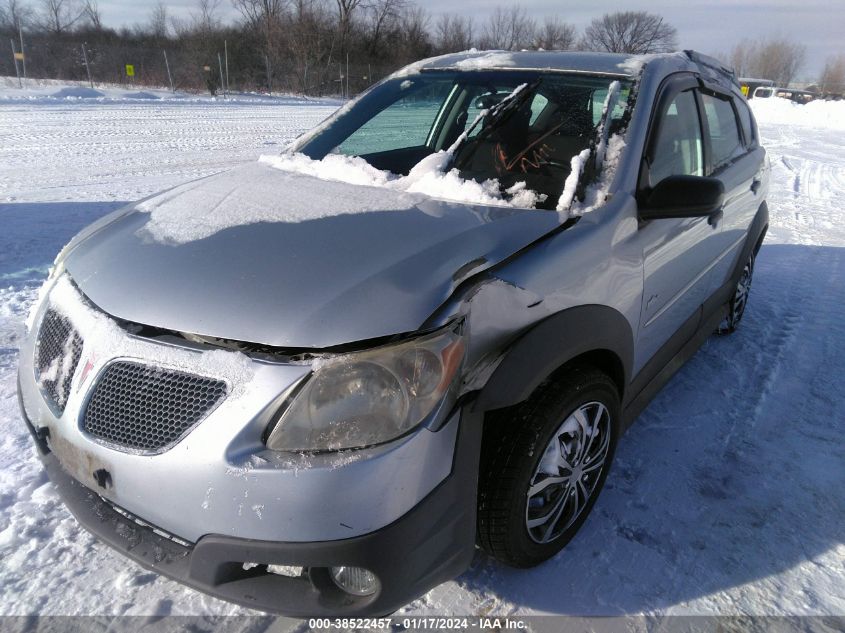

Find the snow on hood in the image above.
[
  {"left": 63, "top": 163, "right": 562, "bottom": 348},
  {"left": 137, "top": 146, "right": 545, "bottom": 246},
  {"left": 136, "top": 161, "right": 422, "bottom": 245}
]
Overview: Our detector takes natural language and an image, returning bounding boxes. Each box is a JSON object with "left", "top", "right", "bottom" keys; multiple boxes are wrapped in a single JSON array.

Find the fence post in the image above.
[
  {"left": 10, "top": 39, "right": 21, "bottom": 88},
  {"left": 81, "top": 43, "right": 93, "bottom": 88},
  {"left": 163, "top": 50, "right": 174, "bottom": 92},
  {"left": 19, "top": 24, "right": 26, "bottom": 85},
  {"left": 224, "top": 39, "right": 230, "bottom": 96},
  {"left": 217, "top": 52, "right": 225, "bottom": 100}
]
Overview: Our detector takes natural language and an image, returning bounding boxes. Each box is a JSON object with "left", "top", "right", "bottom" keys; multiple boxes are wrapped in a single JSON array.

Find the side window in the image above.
[
  {"left": 337, "top": 81, "right": 454, "bottom": 156},
  {"left": 701, "top": 93, "right": 744, "bottom": 171},
  {"left": 735, "top": 98, "right": 755, "bottom": 146},
  {"left": 529, "top": 93, "right": 549, "bottom": 125},
  {"left": 648, "top": 89, "right": 704, "bottom": 187}
]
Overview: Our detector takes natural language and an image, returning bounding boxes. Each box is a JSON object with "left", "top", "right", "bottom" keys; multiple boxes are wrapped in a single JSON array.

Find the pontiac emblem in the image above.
[{"left": 77, "top": 353, "right": 97, "bottom": 391}]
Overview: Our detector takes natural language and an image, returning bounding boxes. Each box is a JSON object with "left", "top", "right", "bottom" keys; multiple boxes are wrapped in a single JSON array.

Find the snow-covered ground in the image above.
[{"left": 0, "top": 81, "right": 843, "bottom": 622}]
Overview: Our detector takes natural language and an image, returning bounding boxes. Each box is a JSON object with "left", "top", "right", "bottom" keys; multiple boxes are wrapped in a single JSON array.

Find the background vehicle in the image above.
[
  {"left": 753, "top": 86, "right": 816, "bottom": 103},
  {"left": 18, "top": 50, "right": 768, "bottom": 616},
  {"left": 740, "top": 77, "right": 774, "bottom": 98}
]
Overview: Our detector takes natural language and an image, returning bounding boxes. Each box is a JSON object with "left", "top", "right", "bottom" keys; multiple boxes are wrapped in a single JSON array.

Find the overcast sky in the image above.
[{"left": 95, "top": 0, "right": 842, "bottom": 80}]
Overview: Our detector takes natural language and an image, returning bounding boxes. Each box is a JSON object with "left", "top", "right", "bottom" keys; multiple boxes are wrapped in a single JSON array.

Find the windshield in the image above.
[{"left": 291, "top": 71, "right": 632, "bottom": 210}]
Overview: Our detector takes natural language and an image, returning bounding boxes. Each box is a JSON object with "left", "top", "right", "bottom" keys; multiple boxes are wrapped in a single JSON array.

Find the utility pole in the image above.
[
  {"left": 10, "top": 39, "right": 21, "bottom": 88},
  {"left": 224, "top": 39, "right": 230, "bottom": 96},
  {"left": 265, "top": 54, "right": 272, "bottom": 95},
  {"left": 217, "top": 52, "right": 225, "bottom": 100},
  {"left": 163, "top": 50, "right": 174, "bottom": 92},
  {"left": 81, "top": 43, "right": 93, "bottom": 88},
  {"left": 346, "top": 52, "right": 350, "bottom": 98}
]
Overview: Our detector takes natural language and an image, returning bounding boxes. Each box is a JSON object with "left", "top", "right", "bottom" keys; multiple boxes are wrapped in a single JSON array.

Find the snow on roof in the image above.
[{"left": 417, "top": 50, "right": 636, "bottom": 76}]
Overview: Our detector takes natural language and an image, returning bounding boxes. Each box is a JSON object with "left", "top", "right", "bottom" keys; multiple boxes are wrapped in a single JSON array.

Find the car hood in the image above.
[{"left": 64, "top": 161, "right": 562, "bottom": 348}]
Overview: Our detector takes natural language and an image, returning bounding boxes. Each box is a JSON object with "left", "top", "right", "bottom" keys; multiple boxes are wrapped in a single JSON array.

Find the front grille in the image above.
[
  {"left": 35, "top": 309, "right": 84, "bottom": 413},
  {"left": 82, "top": 360, "right": 227, "bottom": 452}
]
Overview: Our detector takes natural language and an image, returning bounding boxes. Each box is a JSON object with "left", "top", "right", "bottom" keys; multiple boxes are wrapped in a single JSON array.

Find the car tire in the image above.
[
  {"left": 477, "top": 366, "right": 620, "bottom": 568},
  {"left": 717, "top": 252, "right": 755, "bottom": 335}
]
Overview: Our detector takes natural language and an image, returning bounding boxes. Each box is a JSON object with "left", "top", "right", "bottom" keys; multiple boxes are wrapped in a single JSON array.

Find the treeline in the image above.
[
  {"left": 0, "top": 2, "right": 680, "bottom": 95},
  {"left": 0, "top": 0, "right": 828, "bottom": 95}
]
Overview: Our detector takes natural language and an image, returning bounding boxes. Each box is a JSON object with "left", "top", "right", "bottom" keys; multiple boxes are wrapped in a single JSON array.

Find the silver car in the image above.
[{"left": 17, "top": 50, "right": 769, "bottom": 616}]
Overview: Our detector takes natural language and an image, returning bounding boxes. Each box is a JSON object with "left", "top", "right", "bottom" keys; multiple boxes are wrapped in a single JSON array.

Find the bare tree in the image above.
[
  {"left": 752, "top": 37, "right": 805, "bottom": 86},
  {"left": 38, "top": 0, "right": 84, "bottom": 34},
  {"left": 192, "top": 0, "right": 222, "bottom": 33},
  {"left": 820, "top": 54, "right": 845, "bottom": 95},
  {"left": 147, "top": 2, "right": 168, "bottom": 39},
  {"left": 232, "top": 0, "right": 286, "bottom": 89},
  {"left": 534, "top": 16, "right": 576, "bottom": 51},
  {"left": 363, "top": 0, "right": 406, "bottom": 56},
  {"left": 334, "top": 0, "right": 362, "bottom": 57},
  {"left": 81, "top": 0, "right": 101, "bottom": 29},
  {"left": 728, "top": 37, "right": 806, "bottom": 86},
  {"left": 231, "top": 0, "right": 285, "bottom": 31},
  {"left": 395, "top": 4, "right": 430, "bottom": 64},
  {"left": 1, "top": 0, "right": 31, "bottom": 29},
  {"left": 726, "top": 40, "right": 755, "bottom": 77},
  {"left": 479, "top": 5, "right": 535, "bottom": 51},
  {"left": 582, "top": 11, "right": 677, "bottom": 54},
  {"left": 435, "top": 13, "right": 473, "bottom": 53}
]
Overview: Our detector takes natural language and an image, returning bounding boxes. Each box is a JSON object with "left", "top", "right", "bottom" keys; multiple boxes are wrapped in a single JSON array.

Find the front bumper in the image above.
[
  {"left": 22, "top": 389, "right": 482, "bottom": 616},
  {"left": 17, "top": 275, "right": 461, "bottom": 544}
]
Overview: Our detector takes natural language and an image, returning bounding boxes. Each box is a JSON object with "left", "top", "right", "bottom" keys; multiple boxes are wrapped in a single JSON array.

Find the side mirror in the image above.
[{"left": 640, "top": 175, "right": 725, "bottom": 221}]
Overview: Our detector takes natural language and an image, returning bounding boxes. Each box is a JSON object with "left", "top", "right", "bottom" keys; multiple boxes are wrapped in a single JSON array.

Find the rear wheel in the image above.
[
  {"left": 477, "top": 367, "right": 620, "bottom": 567},
  {"left": 718, "top": 252, "right": 755, "bottom": 334}
]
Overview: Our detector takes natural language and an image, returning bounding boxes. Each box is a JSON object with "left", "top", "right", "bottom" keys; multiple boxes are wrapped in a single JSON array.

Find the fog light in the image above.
[{"left": 329, "top": 566, "right": 379, "bottom": 596}]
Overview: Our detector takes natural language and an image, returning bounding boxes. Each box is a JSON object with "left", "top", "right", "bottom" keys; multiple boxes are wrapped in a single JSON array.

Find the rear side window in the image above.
[
  {"left": 735, "top": 98, "right": 755, "bottom": 146},
  {"left": 648, "top": 90, "right": 704, "bottom": 187},
  {"left": 701, "top": 93, "right": 744, "bottom": 171}
]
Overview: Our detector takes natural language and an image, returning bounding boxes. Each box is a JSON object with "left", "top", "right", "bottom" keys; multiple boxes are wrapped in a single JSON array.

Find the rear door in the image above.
[{"left": 699, "top": 91, "right": 765, "bottom": 293}]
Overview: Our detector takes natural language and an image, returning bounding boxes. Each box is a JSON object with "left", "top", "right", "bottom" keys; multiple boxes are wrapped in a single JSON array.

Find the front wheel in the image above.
[
  {"left": 718, "top": 251, "right": 755, "bottom": 334},
  {"left": 477, "top": 367, "right": 620, "bottom": 567}
]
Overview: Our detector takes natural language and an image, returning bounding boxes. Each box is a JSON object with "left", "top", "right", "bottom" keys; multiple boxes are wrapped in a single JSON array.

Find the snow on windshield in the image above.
[
  {"left": 259, "top": 149, "right": 546, "bottom": 210},
  {"left": 262, "top": 81, "right": 547, "bottom": 212}
]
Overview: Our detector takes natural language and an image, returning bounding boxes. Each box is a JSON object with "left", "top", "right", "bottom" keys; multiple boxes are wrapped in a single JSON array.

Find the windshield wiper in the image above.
[
  {"left": 475, "top": 78, "right": 543, "bottom": 141},
  {"left": 449, "top": 79, "right": 543, "bottom": 159}
]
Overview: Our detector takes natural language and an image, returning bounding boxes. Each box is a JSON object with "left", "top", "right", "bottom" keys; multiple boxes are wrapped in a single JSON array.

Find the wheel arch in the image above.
[{"left": 472, "top": 305, "right": 634, "bottom": 414}]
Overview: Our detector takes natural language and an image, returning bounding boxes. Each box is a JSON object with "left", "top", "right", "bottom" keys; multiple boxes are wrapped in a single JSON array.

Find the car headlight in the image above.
[{"left": 265, "top": 325, "right": 465, "bottom": 452}]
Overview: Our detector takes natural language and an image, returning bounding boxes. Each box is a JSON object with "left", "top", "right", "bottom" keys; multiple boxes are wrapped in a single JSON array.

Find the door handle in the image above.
[{"left": 750, "top": 178, "right": 762, "bottom": 194}]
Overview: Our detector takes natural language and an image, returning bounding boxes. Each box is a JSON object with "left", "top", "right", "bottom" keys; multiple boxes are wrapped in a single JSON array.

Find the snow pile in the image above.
[
  {"left": 259, "top": 149, "right": 545, "bottom": 210},
  {"left": 0, "top": 75, "right": 343, "bottom": 106},
  {"left": 50, "top": 87, "right": 105, "bottom": 99},
  {"left": 749, "top": 97, "right": 845, "bottom": 131},
  {"left": 44, "top": 274, "right": 255, "bottom": 395}
]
